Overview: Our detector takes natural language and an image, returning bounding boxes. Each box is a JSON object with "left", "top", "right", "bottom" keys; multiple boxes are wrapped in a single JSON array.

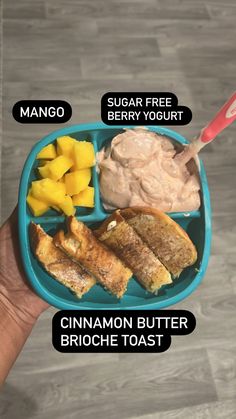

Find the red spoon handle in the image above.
[{"left": 199, "top": 92, "right": 236, "bottom": 144}]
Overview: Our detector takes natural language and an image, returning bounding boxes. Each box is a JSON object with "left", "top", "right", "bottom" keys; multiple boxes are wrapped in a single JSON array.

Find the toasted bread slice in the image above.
[
  {"left": 121, "top": 207, "right": 197, "bottom": 277},
  {"left": 53, "top": 217, "right": 132, "bottom": 298},
  {"left": 95, "top": 211, "right": 172, "bottom": 293},
  {"left": 30, "top": 223, "right": 95, "bottom": 298}
]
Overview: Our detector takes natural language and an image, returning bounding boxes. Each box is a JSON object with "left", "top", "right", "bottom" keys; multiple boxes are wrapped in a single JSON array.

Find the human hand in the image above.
[
  {"left": 0, "top": 207, "right": 49, "bottom": 326},
  {"left": 0, "top": 207, "right": 49, "bottom": 384}
]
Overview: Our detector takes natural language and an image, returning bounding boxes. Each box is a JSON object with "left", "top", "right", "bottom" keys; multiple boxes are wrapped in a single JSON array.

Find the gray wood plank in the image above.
[
  {"left": 3, "top": 78, "right": 192, "bottom": 105},
  {"left": 1, "top": 349, "right": 217, "bottom": 419},
  {"left": 97, "top": 17, "right": 231, "bottom": 38},
  {"left": 80, "top": 56, "right": 183, "bottom": 80},
  {"left": 3, "top": 1, "right": 46, "bottom": 19},
  {"left": 45, "top": 0, "right": 210, "bottom": 21},
  {"left": 46, "top": 0, "right": 162, "bottom": 20},
  {"left": 211, "top": 214, "right": 236, "bottom": 255},
  {"left": 5, "top": 57, "right": 82, "bottom": 82},
  {"left": 129, "top": 399, "right": 236, "bottom": 419},
  {"left": 4, "top": 33, "right": 160, "bottom": 59},
  {"left": 208, "top": 346, "right": 236, "bottom": 401}
]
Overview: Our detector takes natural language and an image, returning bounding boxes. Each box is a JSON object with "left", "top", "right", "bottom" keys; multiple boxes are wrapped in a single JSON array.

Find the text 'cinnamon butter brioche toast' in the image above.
[
  {"left": 94, "top": 211, "right": 172, "bottom": 293},
  {"left": 120, "top": 207, "right": 197, "bottom": 277},
  {"left": 30, "top": 223, "right": 96, "bottom": 298},
  {"left": 53, "top": 216, "right": 132, "bottom": 298}
]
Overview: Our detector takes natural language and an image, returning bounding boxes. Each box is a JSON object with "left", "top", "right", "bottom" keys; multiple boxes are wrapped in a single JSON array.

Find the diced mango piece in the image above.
[
  {"left": 59, "top": 195, "right": 76, "bottom": 216},
  {"left": 38, "top": 164, "right": 51, "bottom": 179},
  {"left": 65, "top": 168, "right": 91, "bottom": 196},
  {"left": 36, "top": 144, "right": 57, "bottom": 160},
  {"left": 69, "top": 163, "right": 78, "bottom": 172},
  {"left": 57, "top": 181, "right": 66, "bottom": 195},
  {"left": 31, "top": 178, "right": 66, "bottom": 205},
  {"left": 57, "top": 136, "right": 77, "bottom": 157},
  {"left": 38, "top": 159, "right": 50, "bottom": 167},
  {"left": 72, "top": 186, "right": 94, "bottom": 208},
  {"left": 42, "top": 155, "right": 73, "bottom": 181},
  {"left": 27, "top": 190, "right": 49, "bottom": 216},
  {"left": 73, "top": 141, "right": 95, "bottom": 170},
  {"left": 38, "top": 156, "right": 72, "bottom": 180}
]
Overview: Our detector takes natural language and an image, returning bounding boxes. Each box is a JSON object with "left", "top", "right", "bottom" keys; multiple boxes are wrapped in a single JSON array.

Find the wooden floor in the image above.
[{"left": 1, "top": 0, "right": 236, "bottom": 417}]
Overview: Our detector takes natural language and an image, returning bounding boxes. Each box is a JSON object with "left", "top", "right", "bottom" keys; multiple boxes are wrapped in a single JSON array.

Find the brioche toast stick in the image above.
[
  {"left": 53, "top": 217, "right": 132, "bottom": 298},
  {"left": 94, "top": 211, "right": 172, "bottom": 293},
  {"left": 30, "top": 223, "right": 95, "bottom": 298},
  {"left": 121, "top": 207, "right": 197, "bottom": 277}
]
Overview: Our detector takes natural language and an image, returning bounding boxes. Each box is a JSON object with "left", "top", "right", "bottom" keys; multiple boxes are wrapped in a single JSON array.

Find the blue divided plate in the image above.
[{"left": 18, "top": 122, "right": 211, "bottom": 310}]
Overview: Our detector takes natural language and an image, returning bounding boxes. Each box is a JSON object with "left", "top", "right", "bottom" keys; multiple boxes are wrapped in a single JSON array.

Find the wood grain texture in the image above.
[
  {"left": 128, "top": 399, "right": 236, "bottom": 419},
  {"left": 0, "top": 348, "right": 218, "bottom": 419},
  {"left": 1, "top": 0, "right": 236, "bottom": 417}
]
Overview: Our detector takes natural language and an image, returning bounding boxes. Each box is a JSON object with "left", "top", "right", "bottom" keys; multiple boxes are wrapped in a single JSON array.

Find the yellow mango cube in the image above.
[
  {"left": 27, "top": 190, "right": 49, "bottom": 216},
  {"left": 57, "top": 136, "right": 77, "bottom": 157},
  {"left": 36, "top": 143, "right": 57, "bottom": 160},
  {"left": 57, "top": 181, "right": 66, "bottom": 195},
  {"left": 59, "top": 195, "right": 76, "bottom": 216},
  {"left": 38, "top": 159, "right": 50, "bottom": 167},
  {"left": 31, "top": 178, "right": 65, "bottom": 205},
  {"left": 38, "top": 164, "right": 51, "bottom": 179},
  {"left": 44, "top": 155, "right": 73, "bottom": 181},
  {"left": 73, "top": 141, "right": 95, "bottom": 170},
  {"left": 65, "top": 168, "right": 91, "bottom": 196},
  {"left": 38, "top": 156, "right": 72, "bottom": 180},
  {"left": 72, "top": 186, "right": 94, "bottom": 208}
]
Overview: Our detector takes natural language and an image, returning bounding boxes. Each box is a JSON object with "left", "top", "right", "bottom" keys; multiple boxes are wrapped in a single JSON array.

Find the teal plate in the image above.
[{"left": 18, "top": 122, "right": 211, "bottom": 310}]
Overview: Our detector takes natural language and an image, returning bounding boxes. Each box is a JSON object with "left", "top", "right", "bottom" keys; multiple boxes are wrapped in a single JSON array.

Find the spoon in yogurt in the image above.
[{"left": 174, "top": 92, "right": 236, "bottom": 166}]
